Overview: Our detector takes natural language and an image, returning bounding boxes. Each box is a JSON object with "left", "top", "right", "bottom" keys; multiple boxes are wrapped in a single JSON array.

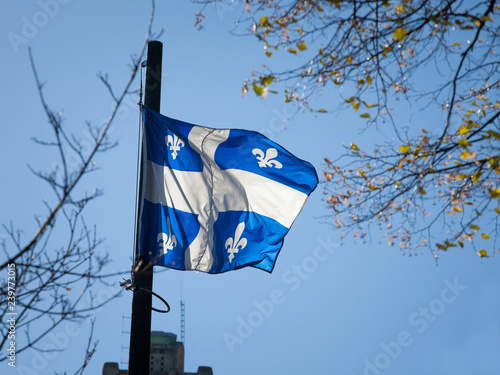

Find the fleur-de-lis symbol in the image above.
[
  {"left": 252, "top": 148, "right": 283, "bottom": 168},
  {"left": 166, "top": 134, "right": 185, "bottom": 160},
  {"left": 157, "top": 218, "right": 177, "bottom": 254},
  {"left": 225, "top": 222, "right": 247, "bottom": 263}
]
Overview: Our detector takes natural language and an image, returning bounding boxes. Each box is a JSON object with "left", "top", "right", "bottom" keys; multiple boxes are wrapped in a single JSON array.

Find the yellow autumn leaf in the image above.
[
  {"left": 393, "top": 28, "right": 407, "bottom": 42},
  {"left": 472, "top": 170, "right": 482, "bottom": 184},
  {"left": 360, "top": 113, "right": 371, "bottom": 118},
  {"left": 252, "top": 84, "right": 264, "bottom": 96},
  {"left": 462, "top": 150, "right": 477, "bottom": 160},
  {"left": 382, "top": 46, "right": 393, "bottom": 56},
  {"left": 399, "top": 145, "right": 411, "bottom": 153},
  {"left": 394, "top": 4, "right": 406, "bottom": 13},
  {"left": 478, "top": 249, "right": 488, "bottom": 257},
  {"left": 481, "top": 233, "right": 490, "bottom": 240},
  {"left": 487, "top": 130, "right": 500, "bottom": 140},
  {"left": 489, "top": 188, "right": 500, "bottom": 199},
  {"left": 297, "top": 43, "right": 307, "bottom": 51},
  {"left": 436, "top": 243, "right": 448, "bottom": 250},
  {"left": 464, "top": 109, "right": 475, "bottom": 118}
]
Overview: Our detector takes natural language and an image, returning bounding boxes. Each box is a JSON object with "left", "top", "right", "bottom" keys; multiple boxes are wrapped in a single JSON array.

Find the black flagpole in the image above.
[{"left": 128, "top": 40, "right": 163, "bottom": 375}]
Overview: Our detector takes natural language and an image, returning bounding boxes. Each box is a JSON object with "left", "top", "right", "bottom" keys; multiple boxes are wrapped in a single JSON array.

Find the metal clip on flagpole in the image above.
[{"left": 120, "top": 278, "right": 170, "bottom": 313}]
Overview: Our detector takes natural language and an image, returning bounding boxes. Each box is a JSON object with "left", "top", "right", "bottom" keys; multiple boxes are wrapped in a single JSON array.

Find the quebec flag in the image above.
[{"left": 139, "top": 107, "right": 318, "bottom": 274}]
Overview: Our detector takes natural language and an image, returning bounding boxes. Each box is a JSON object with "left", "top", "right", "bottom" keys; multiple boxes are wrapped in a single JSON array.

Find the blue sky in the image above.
[{"left": 1, "top": 1, "right": 499, "bottom": 375}]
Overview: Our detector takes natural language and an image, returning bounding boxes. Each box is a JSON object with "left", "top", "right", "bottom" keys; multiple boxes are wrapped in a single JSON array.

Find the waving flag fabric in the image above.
[{"left": 139, "top": 107, "right": 318, "bottom": 274}]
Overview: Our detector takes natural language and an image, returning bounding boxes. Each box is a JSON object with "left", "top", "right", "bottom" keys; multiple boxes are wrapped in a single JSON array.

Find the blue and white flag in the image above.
[{"left": 139, "top": 107, "right": 318, "bottom": 274}]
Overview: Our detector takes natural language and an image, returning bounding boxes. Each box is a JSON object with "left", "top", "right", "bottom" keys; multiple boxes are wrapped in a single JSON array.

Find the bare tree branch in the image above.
[{"left": 0, "top": 1, "right": 157, "bottom": 370}]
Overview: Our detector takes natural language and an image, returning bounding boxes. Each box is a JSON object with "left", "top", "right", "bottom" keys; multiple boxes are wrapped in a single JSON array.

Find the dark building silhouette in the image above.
[{"left": 103, "top": 331, "right": 213, "bottom": 375}]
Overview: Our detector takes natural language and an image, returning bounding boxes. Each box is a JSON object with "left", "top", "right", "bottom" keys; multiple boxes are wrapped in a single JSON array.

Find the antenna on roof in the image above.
[
  {"left": 180, "top": 300, "right": 185, "bottom": 344},
  {"left": 180, "top": 283, "right": 185, "bottom": 344},
  {"left": 120, "top": 314, "right": 131, "bottom": 368}
]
